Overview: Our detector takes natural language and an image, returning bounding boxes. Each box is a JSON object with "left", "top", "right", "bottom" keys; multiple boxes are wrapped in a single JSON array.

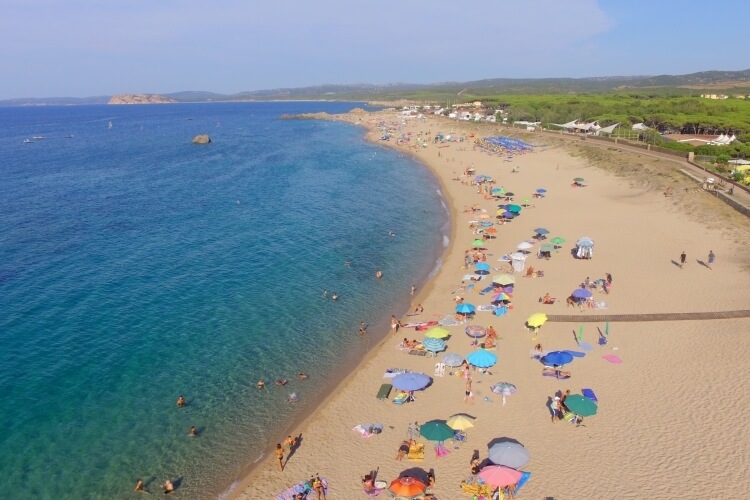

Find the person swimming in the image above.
[
  {"left": 256, "top": 379, "right": 266, "bottom": 389},
  {"left": 288, "top": 392, "right": 298, "bottom": 403},
  {"left": 275, "top": 379, "right": 288, "bottom": 386},
  {"left": 331, "top": 293, "right": 338, "bottom": 301},
  {"left": 298, "top": 373, "right": 309, "bottom": 381}
]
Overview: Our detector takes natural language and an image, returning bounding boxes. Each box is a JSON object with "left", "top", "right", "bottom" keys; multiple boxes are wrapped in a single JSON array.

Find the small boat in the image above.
[
  {"left": 32, "top": 135, "right": 45, "bottom": 140},
  {"left": 23, "top": 138, "right": 33, "bottom": 144},
  {"left": 65, "top": 134, "right": 74, "bottom": 139},
  {"left": 108, "top": 121, "right": 113, "bottom": 130}
]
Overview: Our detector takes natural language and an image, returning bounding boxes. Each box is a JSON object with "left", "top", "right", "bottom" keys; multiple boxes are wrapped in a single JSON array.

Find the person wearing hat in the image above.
[{"left": 549, "top": 396, "right": 561, "bottom": 423}]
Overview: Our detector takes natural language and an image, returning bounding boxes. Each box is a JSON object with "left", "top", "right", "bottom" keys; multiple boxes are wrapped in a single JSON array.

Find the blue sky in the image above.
[{"left": 2, "top": 0, "right": 748, "bottom": 99}]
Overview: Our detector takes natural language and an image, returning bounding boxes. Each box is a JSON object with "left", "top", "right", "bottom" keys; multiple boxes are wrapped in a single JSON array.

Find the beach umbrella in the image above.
[
  {"left": 540, "top": 244, "right": 554, "bottom": 253},
  {"left": 424, "top": 326, "right": 450, "bottom": 339},
  {"left": 572, "top": 288, "right": 593, "bottom": 299},
  {"left": 509, "top": 252, "right": 526, "bottom": 261},
  {"left": 492, "top": 274, "right": 516, "bottom": 286},
  {"left": 446, "top": 414, "right": 476, "bottom": 431},
  {"left": 475, "top": 262, "right": 491, "bottom": 274},
  {"left": 577, "top": 237, "right": 594, "bottom": 248},
  {"left": 526, "top": 312, "right": 548, "bottom": 328},
  {"left": 508, "top": 204, "right": 522, "bottom": 213},
  {"left": 491, "top": 381, "right": 517, "bottom": 405},
  {"left": 492, "top": 292, "right": 510, "bottom": 302},
  {"left": 485, "top": 227, "right": 497, "bottom": 235},
  {"left": 488, "top": 441, "right": 530, "bottom": 469},
  {"left": 492, "top": 187, "right": 505, "bottom": 195},
  {"left": 534, "top": 228, "right": 550, "bottom": 235},
  {"left": 467, "top": 349, "right": 497, "bottom": 368},
  {"left": 481, "top": 221, "right": 494, "bottom": 228},
  {"left": 551, "top": 236, "right": 566, "bottom": 246},
  {"left": 536, "top": 188, "right": 547, "bottom": 194},
  {"left": 472, "top": 239, "right": 486, "bottom": 248},
  {"left": 564, "top": 394, "right": 598, "bottom": 417},
  {"left": 478, "top": 465, "right": 522, "bottom": 488},
  {"left": 522, "top": 198, "right": 532, "bottom": 206},
  {"left": 419, "top": 420, "right": 455, "bottom": 442},
  {"left": 574, "top": 177, "right": 585, "bottom": 182},
  {"left": 442, "top": 353, "right": 464, "bottom": 367},
  {"left": 501, "top": 211, "right": 515, "bottom": 219},
  {"left": 541, "top": 351, "right": 574, "bottom": 366},
  {"left": 389, "top": 476, "right": 426, "bottom": 499},
  {"left": 465, "top": 324, "right": 486, "bottom": 338},
  {"left": 504, "top": 192, "right": 515, "bottom": 198},
  {"left": 422, "top": 337, "right": 446, "bottom": 353},
  {"left": 392, "top": 372, "right": 431, "bottom": 391},
  {"left": 517, "top": 241, "right": 533, "bottom": 251},
  {"left": 455, "top": 303, "right": 476, "bottom": 315}
]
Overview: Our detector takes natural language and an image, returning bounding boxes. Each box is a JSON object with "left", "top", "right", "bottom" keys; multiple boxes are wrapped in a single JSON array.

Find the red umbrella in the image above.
[
  {"left": 389, "top": 476, "right": 426, "bottom": 499},
  {"left": 478, "top": 465, "right": 522, "bottom": 487}
]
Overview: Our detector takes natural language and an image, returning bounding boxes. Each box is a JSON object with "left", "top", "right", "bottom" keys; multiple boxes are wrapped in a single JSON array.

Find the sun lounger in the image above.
[
  {"left": 582, "top": 388, "right": 598, "bottom": 403},
  {"left": 392, "top": 391, "right": 408, "bottom": 405},
  {"left": 376, "top": 383, "right": 392, "bottom": 400}
]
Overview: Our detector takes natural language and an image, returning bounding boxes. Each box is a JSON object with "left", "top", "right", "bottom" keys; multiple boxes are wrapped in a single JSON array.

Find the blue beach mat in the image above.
[
  {"left": 516, "top": 471, "right": 531, "bottom": 493},
  {"left": 478, "top": 285, "right": 495, "bottom": 295},
  {"left": 564, "top": 350, "right": 586, "bottom": 358}
]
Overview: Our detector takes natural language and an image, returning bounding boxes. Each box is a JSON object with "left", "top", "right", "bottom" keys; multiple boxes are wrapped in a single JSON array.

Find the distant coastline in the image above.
[{"left": 108, "top": 93, "right": 178, "bottom": 105}]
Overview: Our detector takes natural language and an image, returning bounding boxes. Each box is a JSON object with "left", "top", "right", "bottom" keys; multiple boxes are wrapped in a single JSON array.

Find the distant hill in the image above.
[{"left": 2, "top": 69, "right": 749, "bottom": 106}]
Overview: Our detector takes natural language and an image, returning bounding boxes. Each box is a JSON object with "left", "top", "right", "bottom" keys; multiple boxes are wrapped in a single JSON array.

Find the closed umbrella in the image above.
[
  {"left": 526, "top": 313, "right": 548, "bottom": 328},
  {"left": 424, "top": 326, "right": 450, "bottom": 339},
  {"left": 478, "top": 465, "right": 522, "bottom": 488},
  {"left": 419, "top": 420, "right": 455, "bottom": 441},
  {"left": 564, "top": 394, "right": 598, "bottom": 417},
  {"left": 422, "top": 337, "right": 446, "bottom": 353},
  {"left": 392, "top": 372, "right": 431, "bottom": 391},
  {"left": 467, "top": 349, "right": 497, "bottom": 368},
  {"left": 488, "top": 441, "right": 530, "bottom": 469},
  {"left": 446, "top": 414, "right": 475, "bottom": 431},
  {"left": 442, "top": 353, "right": 464, "bottom": 367},
  {"left": 389, "top": 477, "right": 426, "bottom": 499}
]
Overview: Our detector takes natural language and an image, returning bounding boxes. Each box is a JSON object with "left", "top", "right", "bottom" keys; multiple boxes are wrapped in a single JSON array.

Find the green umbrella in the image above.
[
  {"left": 508, "top": 204, "right": 522, "bottom": 213},
  {"left": 472, "top": 239, "right": 486, "bottom": 247},
  {"left": 424, "top": 326, "right": 450, "bottom": 339},
  {"left": 540, "top": 244, "right": 554, "bottom": 253},
  {"left": 551, "top": 237, "right": 566, "bottom": 245},
  {"left": 574, "top": 177, "right": 585, "bottom": 182},
  {"left": 419, "top": 420, "right": 455, "bottom": 442},
  {"left": 564, "top": 394, "right": 598, "bottom": 417}
]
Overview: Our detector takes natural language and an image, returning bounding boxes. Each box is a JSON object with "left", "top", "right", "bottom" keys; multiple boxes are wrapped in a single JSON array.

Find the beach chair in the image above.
[
  {"left": 452, "top": 430, "right": 467, "bottom": 447},
  {"left": 439, "top": 363, "right": 446, "bottom": 377},
  {"left": 434, "top": 363, "right": 441, "bottom": 377},
  {"left": 376, "top": 383, "right": 392, "bottom": 401}
]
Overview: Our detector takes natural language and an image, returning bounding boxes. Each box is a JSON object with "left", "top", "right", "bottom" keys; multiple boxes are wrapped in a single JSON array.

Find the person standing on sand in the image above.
[
  {"left": 680, "top": 251, "right": 687, "bottom": 269},
  {"left": 464, "top": 377, "right": 473, "bottom": 403},
  {"left": 391, "top": 315, "right": 401, "bottom": 333},
  {"left": 707, "top": 250, "right": 715, "bottom": 270},
  {"left": 275, "top": 443, "right": 285, "bottom": 471}
]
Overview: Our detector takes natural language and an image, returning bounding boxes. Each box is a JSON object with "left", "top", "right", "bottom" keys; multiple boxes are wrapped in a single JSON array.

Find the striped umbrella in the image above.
[{"left": 422, "top": 337, "right": 446, "bottom": 353}]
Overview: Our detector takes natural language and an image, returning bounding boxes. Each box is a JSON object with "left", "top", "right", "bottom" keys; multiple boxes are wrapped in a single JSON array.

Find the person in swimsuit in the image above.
[
  {"left": 188, "top": 426, "right": 197, "bottom": 437},
  {"left": 275, "top": 443, "right": 284, "bottom": 471},
  {"left": 391, "top": 315, "right": 400, "bottom": 333},
  {"left": 395, "top": 440, "right": 410, "bottom": 460},
  {"left": 134, "top": 479, "right": 145, "bottom": 493},
  {"left": 312, "top": 475, "right": 326, "bottom": 500},
  {"left": 163, "top": 479, "right": 174, "bottom": 494},
  {"left": 256, "top": 379, "right": 266, "bottom": 389},
  {"left": 176, "top": 396, "right": 185, "bottom": 408}
]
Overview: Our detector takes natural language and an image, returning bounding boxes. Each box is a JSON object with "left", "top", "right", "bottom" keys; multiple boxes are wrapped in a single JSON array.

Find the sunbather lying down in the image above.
[
  {"left": 540, "top": 293, "right": 555, "bottom": 304},
  {"left": 543, "top": 367, "right": 571, "bottom": 378}
]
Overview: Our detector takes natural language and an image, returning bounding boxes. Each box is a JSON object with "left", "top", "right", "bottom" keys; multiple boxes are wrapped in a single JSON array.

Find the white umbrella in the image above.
[{"left": 517, "top": 241, "right": 533, "bottom": 251}]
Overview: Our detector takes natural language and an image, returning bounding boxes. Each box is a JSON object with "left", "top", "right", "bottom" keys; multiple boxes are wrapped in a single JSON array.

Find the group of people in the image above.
[{"left": 678, "top": 250, "right": 715, "bottom": 270}]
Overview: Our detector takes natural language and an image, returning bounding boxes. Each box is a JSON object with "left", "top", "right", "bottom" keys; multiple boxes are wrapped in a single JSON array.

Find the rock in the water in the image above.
[{"left": 192, "top": 134, "right": 211, "bottom": 144}]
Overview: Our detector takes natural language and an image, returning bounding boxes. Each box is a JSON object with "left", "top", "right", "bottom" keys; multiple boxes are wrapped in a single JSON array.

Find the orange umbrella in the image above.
[
  {"left": 486, "top": 227, "right": 498, "bottom": 234},
  {"left": 389, "top": 476, "right": 426, "bottom": 499}
]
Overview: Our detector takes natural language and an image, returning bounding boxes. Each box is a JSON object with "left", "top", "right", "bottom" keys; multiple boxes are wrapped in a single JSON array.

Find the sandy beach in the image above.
[{"left": 231, "top": 111, "right": 750, "bottom": 499}]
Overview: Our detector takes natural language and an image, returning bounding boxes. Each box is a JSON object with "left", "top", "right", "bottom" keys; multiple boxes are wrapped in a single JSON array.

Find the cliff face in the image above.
[{"left": 108, "top": 94, "right": 178, "bottom": 105}]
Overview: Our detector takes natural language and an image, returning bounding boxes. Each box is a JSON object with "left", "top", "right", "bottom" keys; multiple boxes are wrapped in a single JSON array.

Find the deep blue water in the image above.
[{"left": 0, "top": 102, "right": 448, "bottom": 498}]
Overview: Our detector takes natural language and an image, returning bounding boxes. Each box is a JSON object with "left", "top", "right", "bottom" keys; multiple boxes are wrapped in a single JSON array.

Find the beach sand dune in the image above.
[{"left": 232, "top": 112, "right": 750, "bottom": 499}]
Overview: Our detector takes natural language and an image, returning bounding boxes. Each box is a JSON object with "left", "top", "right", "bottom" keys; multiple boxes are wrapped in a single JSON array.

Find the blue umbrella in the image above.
[
  {"left": 541, "top": 351, "right": 574, "bottom": 366},
  {"left": 501, "top": 211, "right": 515, "bottom": 218},
  {"left": 443, "top": 353, "right": 464, "bottom": 367},
  {"left": 536, "top": 188, "right": 547, "bottom": 193},
  {"left": 475, "top": 262, "right": 491, "bottom": 273},
  {"left": 467, "top": 349, "right": 498, "bottom": 368},
  {"left": 423, "top": 337, "right": 446, "bottom": 353},
  {"left": 481, "top": 221, "right": 493, "bottom": 227},
  {"left": 534, "top": 228, "right": 550, "bottom": 235},
  {"left": 455, "top": 303, "right": 476, "bottom": 315},
  {"left": 392, "top": 372, "right": 432, "bottom": 391},
  {"left": 572, "top": 288, "right": 593, "bottom": 299},
  {"left": 577, "top": 238, "right": 594, "bottom": 248}
]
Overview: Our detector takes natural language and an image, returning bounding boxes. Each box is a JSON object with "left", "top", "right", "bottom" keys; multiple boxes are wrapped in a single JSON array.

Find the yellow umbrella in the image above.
[
  {"left": 446, "top": 414, "right": 476, "bottom": 431},
  {"left": 526, "top": 313, "right": 548, "bottom": 328},
  {"left": 424, "top": 326, "right": 450, "bottom": 339}
]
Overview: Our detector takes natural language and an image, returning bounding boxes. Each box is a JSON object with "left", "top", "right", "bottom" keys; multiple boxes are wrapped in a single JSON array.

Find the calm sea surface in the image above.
[{"left": 0, "top": 102, "right": 448, "bottom": 498}]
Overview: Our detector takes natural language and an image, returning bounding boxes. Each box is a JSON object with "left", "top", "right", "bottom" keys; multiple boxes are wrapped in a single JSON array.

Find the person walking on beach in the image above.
[
  {"left": 707, "top": 250, "right": 715, "bottom": 270},
  {"left": 275, "top": 443, "right": 285, "bottom": 472},
  {"left": 679, "top": 251, "right": 687, "bottom": 269}
]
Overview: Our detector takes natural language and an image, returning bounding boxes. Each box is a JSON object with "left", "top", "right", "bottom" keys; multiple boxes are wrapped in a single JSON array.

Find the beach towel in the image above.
[
  {"left": 376, "top": 383, "right": 393, "bottom": 400},
  {"left": 515, "top": 471, "right": 531, "bottom": 493},
  {"left": 402, "top": 321, "right": 438, "bottom": 329},
  {"left": 477, "top": 304, "right": 497, "bottom": 312},
  {"left": 602, "top": 354, "right": 622, "bottom": 363},
  {"left": 353, "top": 423, "right": 384, "bottom": 437},
  {"left": 582, "top": 388, "right": 599, "bottom": 403},
  {"left": 542, "top": 370, "right": 570, "bottom": 379},
  {"left": 439, "top": 315, "right": 463, "bottom": 326},
  {"left": 578, "top": 341, "right": 593, "bottom": 351},
  {"left": 384, "top": 368, "right": 408, "bottom": 378},
  {"left": 564, "top": 350, "right": 586, "bottom": 358},
  {"left": 478, "top": 285, "right": 495, "bottom": 295}
]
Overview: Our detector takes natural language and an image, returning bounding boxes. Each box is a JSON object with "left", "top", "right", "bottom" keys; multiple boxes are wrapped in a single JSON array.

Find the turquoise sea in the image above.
[{"left": 0, "top": 102, "right": 448, "bottom": 498}]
